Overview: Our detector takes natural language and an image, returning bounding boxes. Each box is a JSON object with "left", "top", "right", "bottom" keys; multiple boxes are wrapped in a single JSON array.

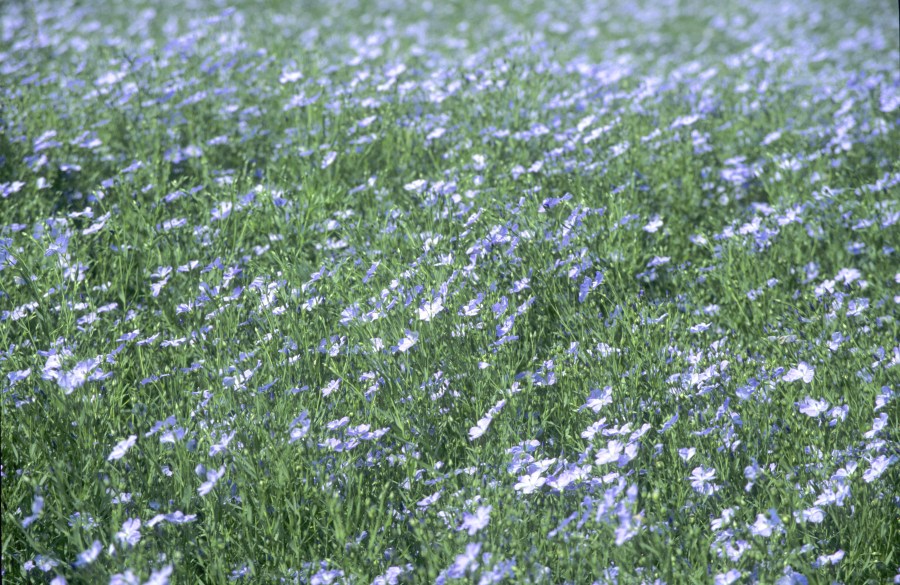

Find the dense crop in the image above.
[{"left": 1, "top": 0, "right": 898, "bottom": 583}]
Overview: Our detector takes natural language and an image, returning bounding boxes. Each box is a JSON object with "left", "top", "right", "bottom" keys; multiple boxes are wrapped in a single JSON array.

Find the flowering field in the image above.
[{"left": 2, "top": 0, "right": 899, "bottom": 583}]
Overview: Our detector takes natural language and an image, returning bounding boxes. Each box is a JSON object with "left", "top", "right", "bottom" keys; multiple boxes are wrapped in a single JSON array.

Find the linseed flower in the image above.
[
  {"left": 714, "top": 569, "right": 742, "bottom": 585},
  {"left": 417, "top": 490, "right": 442, "bottom": 509},
  {"left": 783, "top": 362, "right": 815, "bottom": 383},
  {"left": 115, "top": 518, "right": 141, "bottom": 547},
  {"left": 107, "top": 435, "right": 137, "bottom": 462},
  {"left": 514, "top": 469, "right": 547, "bottom": 494},
  {"left": 446, "top": 543, "right": 481, "bottom": 579},
  {"left": 689, "top": 466, "right": 720, "bottom": 496},
  {"left": 143, "top": 565, "right": 173, "bottom": 585},
  {"left": 417, "top": 298, "right": 444, "bottom": 321},
  {"left": 468, "top": 416, "right": 492, "bottom": 441},
  {"left": 393, "top": 330, "right": 418, "bottom": 353},
  {"left": 74, "top": 540, "right": 102, "bottom": 567},
  {"left": 595, "top": 440, "right": 625, "bottom": 466},
  {"left": 198, "top": 466, "right": 226, "bottom": 496},
  {"left": 8, "top": 368, "right": 31, "bottom": 386},
  {"left": 22, "top": 494, "right": 43, "bottom": 528},
  {"left": 459, "top": 294, "right": 483, "bottom": 317},
  {"left": 458, "top": 505, "right": 492, "bottom": 535},
  {"left": 863, "top": 454, "right": 896, "bottom": 483},
  {"left": 749, "top": 509, "right": 782, "bottom": 538},
  {"left": 796, "top": 396, "right": 829, "bottom": 417},
  {"left": 209, "top": 431, "right": 236, "bottom": 456},
  {"left": 109, "top": 571, "right": 139, "bottom": 585},
  {"left": 813, "top": 550, "right": 844, "bottom": 568}
]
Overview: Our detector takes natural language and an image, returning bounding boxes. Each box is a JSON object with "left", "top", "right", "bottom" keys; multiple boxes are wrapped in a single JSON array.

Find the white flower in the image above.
[
  {"left": 749, "top": 509, "right": 782, "bottom": 537},
  {"left": 198, "top": 466, "right": 225, "bottom": 496},
  {"left": 394, "top": 330, "right": 418, "bottom": 353},
  {"left": 643, "top": 216, "right": 663, "bottom": 233},
  {"left": 107, "top": 435, "right": 137, "bottom": 462},
  {"left": 468, "top": 416, "right": 492, "bottom": 441},
  {"left": 863, "top": 455, "right": 895, "bottom": 483},
  {"left": 417, "top": 298, "right": 444, "bottom": 321},
  {"left": 458, "top": 505, "right": 492, "bottom": 535},
  {"left": 594, "top": 440, "right": 624, "bottom": 466},
  {"left": 321, "top": 378, "right": 341, "bottom": 397},
  {"left": 783, "top": 362, "right": 814, "bottom": 384},
  {"left": 796, "top": 396, "right": 829, "bottom": 417},
  {"left": 404, "top": 179, "right": 427, "bottom": 193},
  {"left": 514, "top": 470, "right": 546, "bottom": 495},
  {"left": 143, "top": 565, "right": 174, "bottom": 585},
  {"left": 115, "top": 518, "right": 141, "bottom": 547},
  {"left": 689, "top": 466, "right": 720, "bottom": 496},
  {"left": 320, "top": 151, "right": 337, "bottom": 169},
  {"left": 714, "top": 569, "right": 742, "bottom": 585},
  {"left": 74, "top": 540, "right": 102, "bottom": 567},
  {"left": 279, "top": 71, "right": 303, "bottom": 84}
]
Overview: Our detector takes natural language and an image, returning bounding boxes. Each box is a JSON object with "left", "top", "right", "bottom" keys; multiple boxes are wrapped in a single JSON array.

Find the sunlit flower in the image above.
[
  {"left": 321, "top": 151, "right": 337, "bottom": 169},
  {"left": 594, "top": 440, "right": 624, "bottom": 466},
  {"left": 107, "top": 435, "right": 137, "bottom": 462},
  {"left": 74, "top": 540, "right": 102, "bottom": 567},
  {"left": 643, "top": 216, "right": 663, "bottom": 233},
  {"left": 799, "top": 506, "right": 824, "bottom": 523},
  {"left": 749, "top": 509, "right": 782, "bottom": 537},
  {"left": 22, "top": 494, "right": 43, "bottom": 528},
  {"left": 813, "top": 550, "right": 844, "bottom": 568},
  {"left": 863, "top": 454, "right": 896, "bottom": 483},
  {"left": 417, "top": 490, "right": 442, "bottom": 509},
  {"left": 394, "top": 330, "right": 418, "bottom": 353},
  {"left": 514, "top": 469, "right": 546, "bottom": 495},
  {"left": 115, "top": 518, "right": 141, "bottom": 547},
  {"left": 417, "top": 298, "right": 444, "bottom": 321},
  {"left": 783, "top": 362, "right": 814, "bottom": 384},
  {"left": 143, "top": 565, "right": 173, "bottom": 585},
  {"left": 689, "top": 466, "right": 720, "bottom": 496},
  {"left": 795, "top": 396, "right": 828, "bottom": 417},
  {"left": 209, "top": 430, "right": 236, "bottom": 456},
  {"left": 714, "top": 569, "right": 742, "bottom": 585},
  {"left": 198, "top": 466, "right": 226, "bottom": 496},
  {"left": 321, "top": 379, "right": 341, "bottom": 397},
  {"left": 109, "top": 571, "right": 139, "bottom": 585},
  {"left": 458, "top": 505, "right": 492, "bottom": 535}
]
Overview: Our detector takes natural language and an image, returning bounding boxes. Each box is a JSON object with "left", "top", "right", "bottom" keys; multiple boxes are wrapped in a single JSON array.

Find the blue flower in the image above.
[
  {"left": 115, "top": 518, "right": 141, "bottom": 547},
  {"left": 458, "top": 505, "right": 492, "bottom": 535},
  {"left": 107, "top": 435, "right": 137, "bottom": 462}
]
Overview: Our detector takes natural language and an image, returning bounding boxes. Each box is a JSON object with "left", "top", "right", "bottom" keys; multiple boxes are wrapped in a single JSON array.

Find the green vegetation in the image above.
[{"left": 1, "top": 0, "right": 898, "bottom": 583}]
